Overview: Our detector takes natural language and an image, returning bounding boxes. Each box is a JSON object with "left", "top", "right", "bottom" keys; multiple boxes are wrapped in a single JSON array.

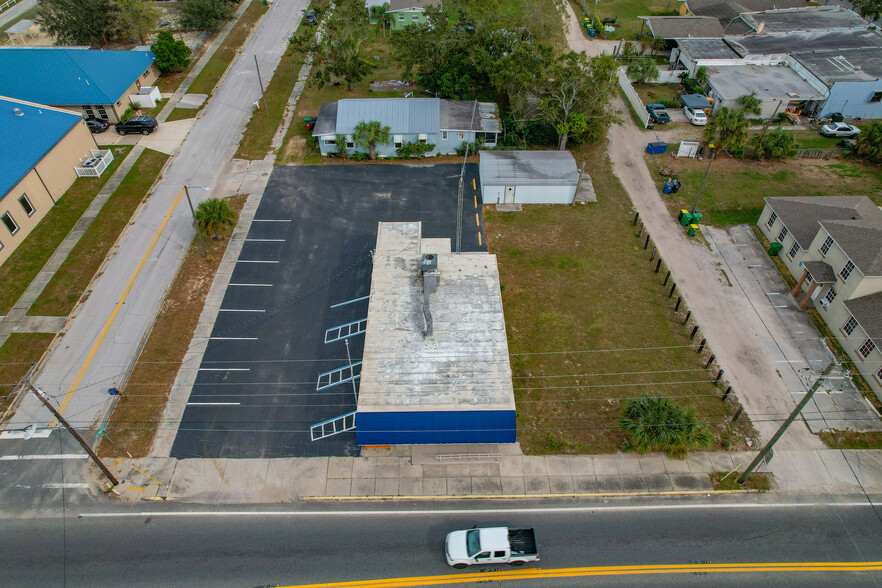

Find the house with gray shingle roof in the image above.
[
  {"left": 311, "top": 98, "right": 500, "bottom": 157},
  {"left": 758, "top": 196, "right": 882, "bottom": 395}
]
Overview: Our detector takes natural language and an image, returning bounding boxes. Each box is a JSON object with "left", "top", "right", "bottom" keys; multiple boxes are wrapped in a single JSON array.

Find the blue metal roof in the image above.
[
  {"left": 0, "top": 97, "right": 82, "bottom": 198},
  {"left": 0, "top": 48, "right": 155, "bottom": 106},
  {"left": 334, "top": 98, "right": 441, "bottom": 135}
]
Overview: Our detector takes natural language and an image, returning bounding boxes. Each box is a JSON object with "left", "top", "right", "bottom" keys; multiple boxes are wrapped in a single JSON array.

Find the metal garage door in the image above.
[{"left": 513, "top": 184, "right": 574, "bottom": 204}]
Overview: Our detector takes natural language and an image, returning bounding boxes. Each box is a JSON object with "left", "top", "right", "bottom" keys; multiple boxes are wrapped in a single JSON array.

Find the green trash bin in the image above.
[
  {"left": 687, "top": 224, "right": 698, "bottom": 237},
  {"left": 680, "top": 212, "right": 694, "bottom": 226},
  {"left": 768, "top": 242, "right": 783, "bottom": 256},
  {"left": 691, "top": 211, "right": 702, "bottom": 224}
]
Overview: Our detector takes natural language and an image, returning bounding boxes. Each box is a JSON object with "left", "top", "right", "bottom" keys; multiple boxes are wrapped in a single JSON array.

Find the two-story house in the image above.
[
  {"left": 758, "top": 196, "right": 882, "bottom": 396},
  {"left": 312, "top": 98, "right": 500, "bottom": 157}
]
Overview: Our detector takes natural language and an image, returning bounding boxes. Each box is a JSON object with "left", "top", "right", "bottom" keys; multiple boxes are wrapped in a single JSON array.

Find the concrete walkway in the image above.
[{"left": 104, "top": 447, "right": 882, "bottom": 503}]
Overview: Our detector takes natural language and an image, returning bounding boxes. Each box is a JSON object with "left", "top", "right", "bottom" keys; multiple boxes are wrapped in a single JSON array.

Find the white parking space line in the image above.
[
  {"left": 237, "top": 260, "right": 279, "bottom": 263},
  {"left": 245, "top": 239, "right": 286, "bottom": 242},
  {"left": 218, "top": 309, "right": 265, "bottom": 312},
  {"left": 186, "top": 402, "right": 241, "bottom": 406},
  {"left": 229, "top": 283, "right": 273, "bottom": 287},
  {"left": 0, "top": 454, "right": 89, "bottom": 461},
  {"left": 209, "top": 337, "right": 258, "bottom": 341},
  {"left": 198, "top": 368, "right": 251, "bottom": 372},
  {"left": 252, "top": 219, "right": 291, "bottom": 222},
  {"left": 42, "top": 483, "right": 90, "bottom": 489}
]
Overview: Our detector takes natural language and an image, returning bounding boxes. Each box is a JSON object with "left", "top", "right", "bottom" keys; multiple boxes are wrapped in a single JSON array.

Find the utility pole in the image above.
[
  {"left": 254, "top": 55, "right": 268, "bottom": 117},
  {"left": 184, "top": 185, "right": 208, "bottom": 258},
  {"left": 690, "top": 143, "right": 715, "bottom": 214},
  {"left": 26, "top": 383, "right": 120, "bottom": 487},
  {"left": 738, "top": 360, "right": 836, "bottom": 484}
]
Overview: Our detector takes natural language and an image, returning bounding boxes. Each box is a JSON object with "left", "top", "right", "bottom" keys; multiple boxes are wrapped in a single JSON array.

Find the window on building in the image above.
[
  {"left": 822, "top": 287, "right": 836, "bottom": 306},
  {"left": 457, "top": 132, "right": 465, "bottom": 140},
  {"left": 0, "top": 239, "right": 4, "bottom": 251},
  {"left": 1, "top": 212, "right": 19, "bottom": 236},
  {"left": 398, "top": 14, "right": 404, "bottom": 20},
  {"left": 345, "top": 135, "right": 354, "bottom": 149},
  {"left": 116, "top": 101, "right": 122, "bottom": 106},
  {"left": 820, "top": 235, "right": 833, "bottom": 255},
  {"left": 97, "top": 106, "right": 108, "bottom": 119},
  {"left": 18, "top": 194, "right": 34, "bottom": 217},
  {"left": 483, "top": 132, "right": 496, "bottom": 146},
  {"left": 418, "top": 133, "right": 428, "bottom": 144},
  {"left": 777, "top": 226, "right": 788, "bottom": 242},
  {"left": 766, "top": 211, "right": 777, "bottom": 229},
  {"left": 876, "top": 365, "right": 882, "bottom": 382},
  {"left": 143, "top": 70, "right": 149, "bottom": 78},
  {"left": 843, "top": 316, "right": 858, "bottom": 336},
  {"left": 871, "top": 91, "right": 882, "bottom": 103},
  {"left": 83, "top": 105, "right": 95, "bottom": 118},
  {"left": 412, "top": 14, "right": 419, "bottom": 20},
  {"left": 441, "top": 131, "right": 448, "bottom": 141},
  {"left": 393, "top": 135, "right": 403, "bottom": 149},
  {"left": 840, "top": 260, "right": 855, "bottom": 281},
  {"left": 858, "top": 338, "right": 876, "bottom": 358},
  {"left": 323, "top": 137, "right": 336, "bottom": 145},
  {"left": 788, "top": 242, "right": 800, "bottom": 258}
]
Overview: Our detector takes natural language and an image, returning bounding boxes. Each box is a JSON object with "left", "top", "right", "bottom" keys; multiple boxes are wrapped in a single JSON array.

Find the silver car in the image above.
[{"left": 820, "top": 122, "right": 861, "bottom": 138}]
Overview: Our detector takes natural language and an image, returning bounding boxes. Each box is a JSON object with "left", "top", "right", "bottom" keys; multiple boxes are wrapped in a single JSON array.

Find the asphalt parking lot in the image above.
[{"left": 170, "top": 163, "right": 484, "bottom": 458}]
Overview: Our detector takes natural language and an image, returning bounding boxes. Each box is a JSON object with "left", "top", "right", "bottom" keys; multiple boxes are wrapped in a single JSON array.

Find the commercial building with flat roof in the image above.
[
  {"left": 356, "top": 222, "right": 516, "bottom": 445},
  {"left": 790, "top": 47, "right": 882, "bottom": 119},
  {"left": 706, "top": 64, "right": 823, "bottom": 117}
]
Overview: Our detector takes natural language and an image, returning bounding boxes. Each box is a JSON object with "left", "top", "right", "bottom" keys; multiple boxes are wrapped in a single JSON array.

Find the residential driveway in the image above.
[
  {"left": 99, "top": 119, "right": 196, "bottom": 155},
  {"left": 170, "top": 163, "right": 485, "bottom": 459}
]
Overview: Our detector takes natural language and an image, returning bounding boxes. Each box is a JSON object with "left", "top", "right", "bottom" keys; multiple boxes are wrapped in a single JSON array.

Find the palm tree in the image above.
[
  {"left": 620, "top": 395, "right": 713, "bottom": 458},
  {"left": 705, "top": 107, "right": 749, "bottom": 151},
  {"left": 195, "top": 198, "right": 236, "bottom": 240},
  {"left": 856, "top": 120, "right": 882, "bottom": 163},
  {"left": 353, "top": 120, "right": 391, "bottom": 160},
  {"left": 749, "top": 127, "right": 796, "bottom": 160},
  {"left": 736, "top": 92, "right": 762, "bottom": 117}
]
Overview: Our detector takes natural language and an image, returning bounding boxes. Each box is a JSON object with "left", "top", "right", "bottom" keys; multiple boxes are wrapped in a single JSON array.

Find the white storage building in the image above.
[{"left": 479, "top": 151, "right": 578, "bottom": 205}]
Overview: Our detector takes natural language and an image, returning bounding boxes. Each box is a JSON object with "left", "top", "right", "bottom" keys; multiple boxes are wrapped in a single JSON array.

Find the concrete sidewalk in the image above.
[{"left": 105, "top": 447, "right": 882, "bottom": 503}]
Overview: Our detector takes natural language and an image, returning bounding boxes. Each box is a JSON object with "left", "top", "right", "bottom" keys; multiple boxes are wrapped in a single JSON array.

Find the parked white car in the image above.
[
  {"left": 684, "top": 106, "right": 707, "bottom": 126},
  {"left": 820, "top": 122, "right": 861, "bottom": 138}
]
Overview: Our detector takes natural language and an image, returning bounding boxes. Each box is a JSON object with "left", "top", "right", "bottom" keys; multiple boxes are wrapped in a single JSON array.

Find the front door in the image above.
[{"left": 504, "top": 186, "right": 515, "bottom": 203}]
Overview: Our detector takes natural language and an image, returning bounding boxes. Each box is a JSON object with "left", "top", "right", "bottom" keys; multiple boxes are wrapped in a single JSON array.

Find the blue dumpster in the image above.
[
  {"left": 646, "top": 141, "right": 666, "bottom": 154},
  {"left": 588, "top": 27, "right": 596, "bottom": 37},
  {"left": 663, "top": 180, "right": 674, "bottom": 194}
]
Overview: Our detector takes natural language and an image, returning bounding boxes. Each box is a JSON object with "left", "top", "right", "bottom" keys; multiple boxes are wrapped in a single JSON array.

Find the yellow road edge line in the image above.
[
  {"left": 302, "top": 489, "right": 757, "bottom": 501},
  {"left": 281, "top": 562, "right": 882, "bottom": 588},
  {"left": 55, "top": 187, "right": 186, "bottom": 417}
]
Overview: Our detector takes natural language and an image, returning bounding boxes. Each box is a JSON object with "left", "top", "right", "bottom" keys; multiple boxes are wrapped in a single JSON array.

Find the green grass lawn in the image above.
[
  {"left": 570, "top": 0, "right": 671, "bottom": 40},
  {"left": 635, "top": 82, "right": 681, "bottom": 107},
  {"left": 187, "top": 0, "right": 268, "bottom": 96},
  {"left": 29, "top": 149, "right": 170, "bottom": 317},
  {"left": 787, "top": 131, "right": 842, "bottom": 150},
  {"left": 647, "top": 154, "right": 882, "bottom": 227},
  {"left": 165, "top": 107, "right": 199, "bottom": 122},
  {"left": 0, "top": 145, "right": 132, "bottom": 316},
  {"left": 0, "top": 333, "right": 53, "bottom": 415},
  {"left": 484, "top": 142, "right": 755, "bottom": 455}
]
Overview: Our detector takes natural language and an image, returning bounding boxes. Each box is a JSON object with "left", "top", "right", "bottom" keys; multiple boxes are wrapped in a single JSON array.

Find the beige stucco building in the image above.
[
  {"left": 0, "top": 96, "right": 98, "bottom": 267},
  {"left": 758, "top": 196, "right": 882, "bottom": 396}
]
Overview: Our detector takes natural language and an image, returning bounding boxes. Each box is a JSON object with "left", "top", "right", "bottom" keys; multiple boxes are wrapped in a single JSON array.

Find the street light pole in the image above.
[
  {"left": 184, "top": 185, "right": 208, "bottom": 258},
  {"left": 690, "top": 143, "right": 715, "bottom": 214}
]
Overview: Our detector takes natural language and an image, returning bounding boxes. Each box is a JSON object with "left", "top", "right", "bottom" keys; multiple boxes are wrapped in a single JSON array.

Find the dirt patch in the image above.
[
  {"left": 0, "top": 334, "right": 53, "bottom": 418},
  {"left": 98, "top": 194, "right": 248, "bottom": 458},
  {"left": 710, "top": 471, "right": 771, "bottom": 491}
]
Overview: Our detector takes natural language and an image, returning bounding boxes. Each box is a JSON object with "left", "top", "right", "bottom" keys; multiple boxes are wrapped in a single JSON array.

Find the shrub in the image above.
[
  {"left": 195, "top": 197, "right": 236, "bottom": 239},
  {"left": 620, "top": 394, "right": 713, "bottom": 458},
  {"left": 179, "top": 0, "right": 233, "bottom": 31},
  {"left": 396, "top": 141, "right": 434, "bottom": 159},
  {"left": 151, "top": 30, "right": 191, "bottom": 74},
  {"left": 455, "top": 139, "right": 484, "bottom": 156},
  {"left": 350, "top": 151, "right": 369, "bottom": 161},
  {"left": 750, "top": 128, "right": 797, "bottom": 160}
]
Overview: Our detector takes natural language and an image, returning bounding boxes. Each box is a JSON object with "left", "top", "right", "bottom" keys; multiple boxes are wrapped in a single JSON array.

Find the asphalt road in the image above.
[
  {"left": 170, "top": 163, "right": 484, "bottom": 459},
  {"left": 1, "top": 497, "right": 880, "bottom": 586}
]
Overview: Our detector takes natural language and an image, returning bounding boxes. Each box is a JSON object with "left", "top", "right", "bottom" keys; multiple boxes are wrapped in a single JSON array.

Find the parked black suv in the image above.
[
  {"left": 86, "top": 118, "right": 110, "bottom": 133},
  {"left": 115, "top": 115, "right": 158, "bottom": 135}
]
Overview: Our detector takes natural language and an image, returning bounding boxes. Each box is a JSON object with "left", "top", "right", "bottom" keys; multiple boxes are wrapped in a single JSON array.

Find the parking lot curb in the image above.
[{"left": 303, "top": 489, "right": 761, "bottom": 501}]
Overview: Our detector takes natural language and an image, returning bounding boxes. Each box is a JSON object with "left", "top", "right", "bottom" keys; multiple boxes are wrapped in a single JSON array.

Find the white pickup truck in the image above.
[{"left": 445, "top": 527, "right": 539, "bottom": 568}]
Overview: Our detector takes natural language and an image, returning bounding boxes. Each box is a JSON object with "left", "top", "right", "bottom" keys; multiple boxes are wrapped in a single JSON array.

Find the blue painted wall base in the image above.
[{"left": 356, "top": 410, "right": 517, "bottom": 445}]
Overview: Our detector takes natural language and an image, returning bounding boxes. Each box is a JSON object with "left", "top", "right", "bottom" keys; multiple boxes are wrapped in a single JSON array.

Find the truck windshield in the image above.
[{"left": 466, "top": 530, "right": 481, "bottom": 557}]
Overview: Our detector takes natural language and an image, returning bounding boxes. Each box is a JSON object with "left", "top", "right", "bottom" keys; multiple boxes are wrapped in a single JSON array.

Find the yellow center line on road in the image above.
[
  {"left": 472, "top": 178, "right": 476, "bottom": 190},
  {"left": 473, "top": 195, "right": 477, "bottom": 208},
  {"left": 475, "top": 213, "right": 480, "bottom": 227},
  {"left": 282, "top": 562, "right": 882, "bottom": 588},
  {"left": 54, "top": 187, "right": 186, "bottom": 418},
  {"left": 478, "top": 233, "right": 482, "bottom": 246}
]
